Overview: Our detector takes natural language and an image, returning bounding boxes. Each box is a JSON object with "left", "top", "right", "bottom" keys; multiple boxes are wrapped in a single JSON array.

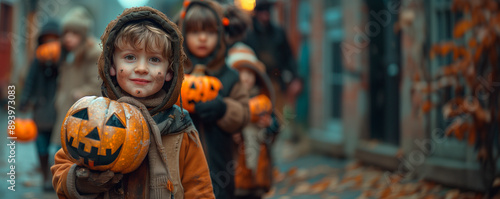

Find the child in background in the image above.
[
  {"left": 227, "top": 43, "right": 280, "bottom": 199},
  {"left": 19, "top": 19, "right": 61, "bottom": 191},
  {"left": 51, "top": 7, "right": 214, "bottom": 198},
  {"left": 177, "top": 1, "right": 250, "bottom": 198},
  {"left": 52, "top": 6, "right": 102, "bottom": 153}
]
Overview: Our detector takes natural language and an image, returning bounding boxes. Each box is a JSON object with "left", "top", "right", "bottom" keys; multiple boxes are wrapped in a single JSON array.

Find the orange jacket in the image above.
[{"left": 51, "top": 132, "right": 215, "bottom": 198}]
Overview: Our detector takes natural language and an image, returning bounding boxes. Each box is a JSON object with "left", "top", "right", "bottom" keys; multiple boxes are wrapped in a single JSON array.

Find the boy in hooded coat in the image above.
[
  {"left": 51, "top": 6, "right": 215, "bottom": 199},
  {"left": 177, "top": 1, "right": 250, "bottom": 198}
]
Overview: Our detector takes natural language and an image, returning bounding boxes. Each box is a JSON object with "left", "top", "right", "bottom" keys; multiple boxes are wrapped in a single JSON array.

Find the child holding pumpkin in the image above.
[
  {"left": 51, "top": 6, "right": 215, "bottom": 198},
  {"left": 227, "top": 43, "right": 281, "bottom": 199},
  {"left": 177, "top": 1, "right": 250, "bottom": 198},
  {"left": 19, "top": 19, "right": 61, "bottom": 191}
]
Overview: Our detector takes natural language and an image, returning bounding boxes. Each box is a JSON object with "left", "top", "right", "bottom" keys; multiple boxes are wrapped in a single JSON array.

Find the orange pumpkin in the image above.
[
  {"left": 36, "top": 41, "right": 61, "bottom": 63},
  {"left": 249, "top": 94, "right": 273, "bottom": 123},
  {"left": 8, "top": 118, "right": 38, "bottom": 142},
  {"left": 61, "top": 96, "right": 150, "bottom": 174},
  {"left": 176, "top": 65, "right": 223, "bottom": 113}
]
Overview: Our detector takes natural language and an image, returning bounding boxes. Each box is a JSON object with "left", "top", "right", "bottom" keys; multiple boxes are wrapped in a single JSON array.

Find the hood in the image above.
[
  {"left": 98, "top": 6, "right": 187, "bottom": 115},
  {"left": 38, "top": 19, "right": 60, "bottom": 45},
  {"left": 177, "top": 0, "right": 227, "bottom": 73},
  {"left": 227, "top": 42, "right": 275, "bottom": 107}
]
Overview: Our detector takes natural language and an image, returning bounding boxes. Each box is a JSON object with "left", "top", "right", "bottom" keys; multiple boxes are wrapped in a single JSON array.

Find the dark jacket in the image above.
[
  {"left": 178, "top": 1, "right": 250, "bottom": 199},
  {"left": 243, "top": 18, "right": 298, "bottom": 91},
  {"left": 20, "top": 20, "right": 60, "bottom": 131}
]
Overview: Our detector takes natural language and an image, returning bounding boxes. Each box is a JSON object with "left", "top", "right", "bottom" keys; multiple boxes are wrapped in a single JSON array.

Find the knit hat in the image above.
[
  {"left": 62, "top": 6, "right": 93, "bottom": 37},
  {"left": 227, "top": 42, "right": 275, "bottom": 106},
  {"left": 38, "top": 19, "right": 60, "bottom": 44}
]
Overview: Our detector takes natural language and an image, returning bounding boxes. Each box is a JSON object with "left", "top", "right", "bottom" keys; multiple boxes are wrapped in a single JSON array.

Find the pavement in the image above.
[
  {"left": 0, "top": 108, "right": 494, "bottom": 199},
  {"left": 0, "top": 109, "right": 58, "bottom": 199}
]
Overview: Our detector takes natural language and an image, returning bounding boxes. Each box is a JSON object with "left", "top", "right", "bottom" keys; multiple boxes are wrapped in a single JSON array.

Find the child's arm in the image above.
[
  {"left": 216, "top": 81, "right": 250, "bottom": 133},
  {"left": 179, "top": 132, "right": 215, "bottom": 198},
  {"left": 51, "top": 148, "right": 122, "bottom": 198},
  {"left": 51, "top": 148, "right": 77, "bottom": 198}
]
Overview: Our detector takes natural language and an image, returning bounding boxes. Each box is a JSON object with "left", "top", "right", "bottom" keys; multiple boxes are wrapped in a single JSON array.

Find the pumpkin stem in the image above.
[{"left": 192, "top": 64, "right": 207, "bottom": 76}]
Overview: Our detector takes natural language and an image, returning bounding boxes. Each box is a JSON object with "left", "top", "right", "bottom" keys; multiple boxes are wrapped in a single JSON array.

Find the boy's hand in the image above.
[
  {"left": 75, "top": 166, "right": 123, "bottom": 194},
  {"left": 195, "top": 95, "right": 227, "bottom": 123}
]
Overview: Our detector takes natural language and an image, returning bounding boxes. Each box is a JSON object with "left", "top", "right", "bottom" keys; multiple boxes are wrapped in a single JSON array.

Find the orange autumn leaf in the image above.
[
  {"left": 379, "top": 187, "right": 392, "bottom": 198},
  {"left": 287, "top": 167, "right": 298, "bottom": 176},
  {"left": 310, "top": 178, "right": 331, "bottom": 193},
  {"left": 468, "top": 38, "right": 477, "bottom": 48},
  {"left": 431, "top": 42, "right": 455, "bottom": 57},
  {"left": 454, "top": 20, "right": 474, "bottom": 38},
  {"left": 422, "top": 100, "right": 433, "bottom": 113}
]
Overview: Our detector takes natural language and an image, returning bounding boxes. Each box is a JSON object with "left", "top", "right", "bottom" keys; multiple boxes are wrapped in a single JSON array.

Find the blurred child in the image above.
[
  {"left": 19, "top": 19, "right": 61, "bottom": 191},
  {"left": 177, "top": 1, "right": 250, "bottom": 198},
  {"left": 52, "top": 6, "right": 101, "bottom": 156},
  {"left": 51, "top": 7, "right": 214, "bottom": 198},
  {"left": 227, "top": 43, "right": 280, "bottom": 199}
]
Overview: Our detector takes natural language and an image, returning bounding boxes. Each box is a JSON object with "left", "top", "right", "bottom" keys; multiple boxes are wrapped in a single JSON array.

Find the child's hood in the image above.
[
  {"left": 98, "top": 6, "right": 186, "bottom": 115},
  {"left": 178, "top": 0, "right": 227, "bottom": 72}
]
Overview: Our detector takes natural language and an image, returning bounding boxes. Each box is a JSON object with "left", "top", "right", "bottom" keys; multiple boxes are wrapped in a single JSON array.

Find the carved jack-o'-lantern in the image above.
[
  {"left": 61, "top": 96, "right": 150, "bottom": 174},
  {"left": 8, "top": 118, "right": 38, "bottom": 142},
  {"left": 176, "top": 65, "right": 223, "bottom": 113},
  {"left": 249, "top": 94, "right": 272, "bottom": 123}
]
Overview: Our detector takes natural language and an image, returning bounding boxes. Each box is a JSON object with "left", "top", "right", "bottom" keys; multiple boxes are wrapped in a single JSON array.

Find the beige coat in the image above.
[{"left": 51, "top": 38, "right": 101, "bottom": 145}]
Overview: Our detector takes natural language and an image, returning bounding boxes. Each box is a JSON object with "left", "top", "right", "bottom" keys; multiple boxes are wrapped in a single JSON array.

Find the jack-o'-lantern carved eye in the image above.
[
  {"left": 175, "top": 65, "right": 223, "bottom": 113},
  {"left": 72, "top": 108, "right": 89, "bottom": 120},
  {"left": 106, "top": 114, "right": 125, "bottom": 128}
]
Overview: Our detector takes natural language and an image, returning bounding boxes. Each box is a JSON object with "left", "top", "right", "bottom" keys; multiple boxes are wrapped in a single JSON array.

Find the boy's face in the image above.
[
  {"left": 186, "top": 31, "right": 218, "bottom": 58},
  {"left": 239, "top": 68, "right": 256, "bottom": 92},
  {"left": 112, "top": 45, "right": 172, "bottom": 98}
]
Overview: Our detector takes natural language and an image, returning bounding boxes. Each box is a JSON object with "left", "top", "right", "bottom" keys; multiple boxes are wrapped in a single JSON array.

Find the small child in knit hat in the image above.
[{"left": 227, "top": 42, "right": 281, "bottom": 199}]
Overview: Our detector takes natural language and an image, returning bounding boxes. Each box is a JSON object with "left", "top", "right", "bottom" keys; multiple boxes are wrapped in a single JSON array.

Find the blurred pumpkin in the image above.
[
  {"left": 249, "top": 94, "right": 272, "bottom": 123},
  {"left": 8, "top": 118, "right": 38, "bottom": 142},
  {"left": 176, "top": 64, "right": 223, "bottom": 113},
  {"left": 61, "top": 96, "right": 150, "bottom": 174},
  {"left": 36, "top": 41, "right": 61, "bottom": 64}
]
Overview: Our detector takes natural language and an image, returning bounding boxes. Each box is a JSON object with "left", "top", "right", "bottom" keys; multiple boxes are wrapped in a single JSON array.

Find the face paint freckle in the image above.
[{"left": 120, "top": 69, "right": 123, "bottom": 72}]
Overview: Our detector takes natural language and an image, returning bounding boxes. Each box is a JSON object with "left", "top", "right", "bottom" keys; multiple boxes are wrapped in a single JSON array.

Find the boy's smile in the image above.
[{"left": 112, "top": 46, "right": 172, "bottom": 98}]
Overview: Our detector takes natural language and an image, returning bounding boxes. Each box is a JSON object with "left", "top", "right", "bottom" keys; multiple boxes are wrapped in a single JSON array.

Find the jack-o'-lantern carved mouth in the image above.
[
  {"left": 65, "top": 135, "right": 123, "bottom": 167},
  {"left": 65, "top": 107, "right": 125, "bottom": 167}
]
